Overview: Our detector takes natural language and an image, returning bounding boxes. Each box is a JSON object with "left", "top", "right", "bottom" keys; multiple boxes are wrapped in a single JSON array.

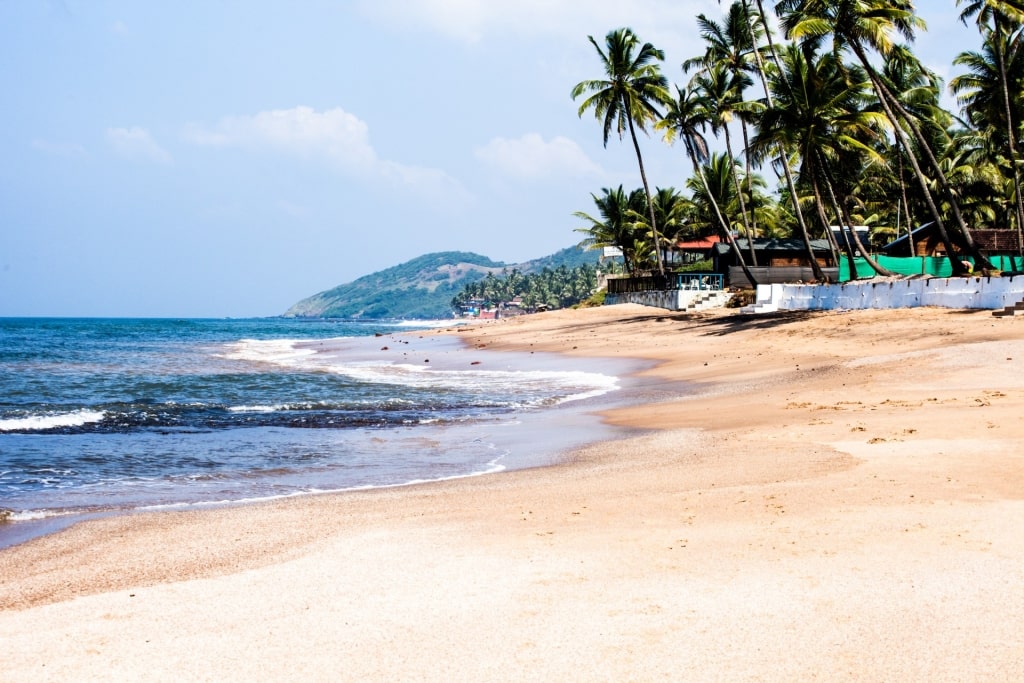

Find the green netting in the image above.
[
  {"left": 839, "top": 254, "right": 1024, "bottom": 280},
  {"left": 836, "top": 254, "right": 1024, "bottom": 280},
  {"left": 839, "top": 256, "right": 950, "bottom": 280}
]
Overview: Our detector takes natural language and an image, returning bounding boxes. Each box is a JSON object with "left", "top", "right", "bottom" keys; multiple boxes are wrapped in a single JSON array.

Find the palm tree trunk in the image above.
[
  {"left": 740, "top": 120, "right": 759, "bottom": 242},
  {"left": 815, "top": 150, "right": 895, "bottom": 277},
  {"left": 723, "top": 125, "right": 759, "bottom": 266},
  {"left": 856, "top": 46, "right": 993, "bottom": 271},
  {"left": 809, "top": 173, "right": 857, "bottom": 276},
  {"left": 686, "top": 142, "right": 759, "bottom": 286},
  {"left": 745, "top": 0, "right": 826, "bottom": 281},
  {"left": 896, "top": 139, "right": 917, "bottom": 256},
  {"left": 626, "top": 113, "right": 666, "bottom": 277},
  {"left": 853, "top": 55, "right": 969, "bottom": 274},
  {"left": 992, "top": 14, "right": 1024, "bottom": 263}
]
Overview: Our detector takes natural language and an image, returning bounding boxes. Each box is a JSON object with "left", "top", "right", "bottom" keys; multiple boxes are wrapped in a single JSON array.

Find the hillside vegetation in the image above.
[{"left": 283, "top": 246, "right": 600, "bottom": 319}]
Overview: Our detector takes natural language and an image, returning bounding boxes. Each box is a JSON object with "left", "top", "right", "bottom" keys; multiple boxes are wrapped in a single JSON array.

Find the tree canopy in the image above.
[{"left": 573, "top": 2, "right": 1024, "bottom": 280}]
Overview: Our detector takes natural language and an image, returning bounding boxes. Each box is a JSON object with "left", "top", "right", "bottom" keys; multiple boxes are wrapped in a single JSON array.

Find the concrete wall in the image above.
[
  {"left": 606, "top": 290, "right": 687, "bottom": 309},
  {"left": 606, "top": 289, "right": 728, "bottom": 311},
  {"left": 755, "top": 275, "right": 1024, "bottom": 311}
]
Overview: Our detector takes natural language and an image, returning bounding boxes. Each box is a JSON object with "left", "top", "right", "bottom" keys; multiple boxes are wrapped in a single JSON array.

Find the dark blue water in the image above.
[{"left": 0, "top": 318, "right": 619, "bottom": 526}]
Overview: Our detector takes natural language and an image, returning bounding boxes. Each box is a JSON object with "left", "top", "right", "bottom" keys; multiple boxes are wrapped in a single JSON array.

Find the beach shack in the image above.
[
  {"left": 712, "top": 237, "right": 836, "bottom": 287},
  {"left": 668, "top": 235, "right": 720, "bottom": 268},
  {"left": 882, "top": 223, "right": 1024, "bottom": 272}
]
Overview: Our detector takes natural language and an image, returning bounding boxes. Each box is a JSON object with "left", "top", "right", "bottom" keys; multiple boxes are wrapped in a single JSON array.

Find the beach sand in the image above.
[{"left": 2, "top": 304, "right": 1023, "bottom": 681}]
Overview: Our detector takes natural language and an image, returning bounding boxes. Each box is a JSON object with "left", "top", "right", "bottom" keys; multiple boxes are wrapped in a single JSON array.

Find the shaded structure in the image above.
[{"left": 712, "top": 238, "right": 836, "bottom": 287}]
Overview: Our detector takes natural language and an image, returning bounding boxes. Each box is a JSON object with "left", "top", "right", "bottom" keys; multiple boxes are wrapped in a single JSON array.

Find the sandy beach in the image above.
[{"left": 2, "top": 303, "right": 1023, "bottom": 681}]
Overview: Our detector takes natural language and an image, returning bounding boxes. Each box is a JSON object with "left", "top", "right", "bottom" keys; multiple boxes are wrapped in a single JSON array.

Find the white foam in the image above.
[
  {"left": 325, "top": 363, "right": 619, "bottom": 400},
  {"left": 132, "top": 455, "right": 510, "bottom": 513},
  {"left": 219, "top": 338, "right": 620, "bottom": 404},
  {"left": 393, "top": 320, "right": 466, "bottom": 329},
  {"left": 0, "top": 409, "right": 106, "bottom": 432},
  {"left": 219, "top": 338, "right": 318, "bottom": 366},
  {"left": 7, "top": 509, "right": 78, "bottom": 522},
  {"left": 228, "top": 404, "right": 287, "bottom": 413}
]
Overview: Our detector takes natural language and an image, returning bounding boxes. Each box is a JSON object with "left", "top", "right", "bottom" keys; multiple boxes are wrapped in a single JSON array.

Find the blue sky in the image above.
[{"left": 1, "top": 1, "right": 979, "bottom": 317}]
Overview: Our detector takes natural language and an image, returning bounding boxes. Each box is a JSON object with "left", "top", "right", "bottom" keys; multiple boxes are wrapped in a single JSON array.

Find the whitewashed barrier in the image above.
[
  {"left": 606, "top": 289, "right": 731, "bottom": 311},
  {"left": 747, "top": 275, "right": 1024, "bottom": 312}
]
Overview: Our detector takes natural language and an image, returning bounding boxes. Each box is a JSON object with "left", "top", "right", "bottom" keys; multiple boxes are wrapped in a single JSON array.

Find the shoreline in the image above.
[
  {"left": 2, "top": 304, "right": 1023, "bottom": 680},
  {"left": 0, "top": 329, "right": 645, "bottom": 550}
]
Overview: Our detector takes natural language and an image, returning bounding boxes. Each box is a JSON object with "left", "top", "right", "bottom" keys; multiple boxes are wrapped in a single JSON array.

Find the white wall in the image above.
[
  {"left": 754, "top": 276, "right": 1024, "bottom": 311},
  {"left": 606, "top": 290, "right": 730, "bottom": 311}
]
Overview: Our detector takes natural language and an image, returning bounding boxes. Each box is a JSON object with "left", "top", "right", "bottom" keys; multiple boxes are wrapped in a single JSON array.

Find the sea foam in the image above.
[
  {"left": 0, "top": 409, "right": 106, "bottom": 432},
  {"left": 224, "top": 337, "right": 620, "bottom": 405}
]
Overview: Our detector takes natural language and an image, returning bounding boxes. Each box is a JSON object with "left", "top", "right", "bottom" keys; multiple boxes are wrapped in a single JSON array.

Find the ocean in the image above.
[{"left": 0, "top": 317, "right": 624, "bottom": 545}]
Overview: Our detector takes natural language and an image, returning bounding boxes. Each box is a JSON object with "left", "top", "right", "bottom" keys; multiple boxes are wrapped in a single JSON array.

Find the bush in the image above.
[
  {"left": 674, "top": 259, "right": 714, "bottom": 274},
  {"left": 575, "top": 290, "right": 606, "bottom": 308},
  {"left": 726, "top": 289, "right": 756, "bottom": 307}
]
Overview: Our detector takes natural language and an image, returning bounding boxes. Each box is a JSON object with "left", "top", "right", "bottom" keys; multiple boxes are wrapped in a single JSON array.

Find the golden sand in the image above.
[{"left": 2, "top": 304, "right": 1022, "bottom": 681}]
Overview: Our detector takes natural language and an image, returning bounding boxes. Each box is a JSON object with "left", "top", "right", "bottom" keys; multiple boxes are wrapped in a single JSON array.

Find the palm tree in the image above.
[
  {"left": 572, "top": 28, "right": 672, "bottom": 275},
  {"left": 778, "top": 0, "right": 993, "bottom": 274},
  {"left": 687, "top": 2, "right": 768, "bottom": 251},
  {"left": 574, "top": 186, "right": 648, "bottom": 275},
  {"left": 728, "top": 0, "right": 827, "bottom": 280},
  {"left": 944, "top": 125, "right": 1009, "bottom": 231},
  {"left": 690, "top": 63, "right": 760, "bottom": 265},
  {"left": 952, "top": 21, "right": 1024, "bottom": 261},
  {"left": 958, "top": 0, "right": 1024, "bottom": 258},
  {"left": 649, "top": 187, "right": 691, "bottom": 264},
  {"left": 751, "top": 43, "right": 894, "bottom": 277},
  {"left": 875, "top": 46, "right": 948, "bottom": 251},
  {"left": 658, "top": 84, "right": 759, "bottom": 286}
]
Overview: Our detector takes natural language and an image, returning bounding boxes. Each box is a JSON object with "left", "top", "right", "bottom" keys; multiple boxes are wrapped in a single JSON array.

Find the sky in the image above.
[{"left": 0, "top": 1, "right": 983, "bottom": 317}]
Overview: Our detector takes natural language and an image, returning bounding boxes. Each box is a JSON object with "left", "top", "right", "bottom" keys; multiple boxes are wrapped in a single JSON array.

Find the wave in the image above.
[
  {"left": 5, "top": 450, "right": 510, "bottom": 523},
  {"left": 0, "top": 409, "right": 106, "bottom": 433},
  {"left": 393, "top": 320, "right": 467, "bottom": 329},
  {"left": 6, "top": 508, "right": 80, "bottom": 522},
  {"left": 219, "top": 338, "right": 318, "bottom": 367},
  {"left": 223, "top": 338, "right": 620, "bottom": 405}
]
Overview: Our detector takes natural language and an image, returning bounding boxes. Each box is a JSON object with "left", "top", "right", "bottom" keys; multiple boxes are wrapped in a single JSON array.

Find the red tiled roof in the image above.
[{"left": 676, "top": 235, "right": 721, "bottom": 249}]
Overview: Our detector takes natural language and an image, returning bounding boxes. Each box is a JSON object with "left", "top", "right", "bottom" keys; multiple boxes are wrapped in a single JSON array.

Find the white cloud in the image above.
[
  {"left": 106, "top": 127, "right": 172, "bottom": 164},
  {"left": 475, "top": 133, "right": 602, "bottom": 180},
  {"left": 184, "top": 106, "right": 472, "bottom": 206},
  {"left": 110, "top": 20, "right": 129, "bottom": 35},
  {"left": 184, "top": 106, "right": 377, "bottom": 169}
]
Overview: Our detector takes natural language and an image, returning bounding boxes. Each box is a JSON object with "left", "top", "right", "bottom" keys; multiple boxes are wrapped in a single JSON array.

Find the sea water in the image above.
[{"left": 0, "top": 318, "right": 622, "bottom": 542}]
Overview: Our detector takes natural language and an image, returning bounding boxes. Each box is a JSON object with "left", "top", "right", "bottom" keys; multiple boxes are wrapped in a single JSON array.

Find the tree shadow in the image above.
[{"left": 588, "top": 308, "right": 823, "bottom": 337}]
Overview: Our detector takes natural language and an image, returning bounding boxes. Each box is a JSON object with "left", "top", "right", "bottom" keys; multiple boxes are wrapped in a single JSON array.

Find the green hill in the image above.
[{"left": 283, "top": 246, "right": 600, "bottom": 319}]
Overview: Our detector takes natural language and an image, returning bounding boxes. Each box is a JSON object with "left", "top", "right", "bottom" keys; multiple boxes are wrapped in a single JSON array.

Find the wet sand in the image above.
[{"left": 2, "top": 304, "right": 1023, "bottom": 681}]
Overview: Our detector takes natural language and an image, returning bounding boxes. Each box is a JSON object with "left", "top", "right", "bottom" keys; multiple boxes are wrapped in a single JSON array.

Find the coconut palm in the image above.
[
  {"left": 572, "top": 28, "right": 673, "bottom": 275},
  {"left": 726, "top": 0, "right": 827, "bottom": 280},
  {"left": 958, "top": 0, "right": 1024, "bottom": 253},
  {"left": 658, "top": 84, "right": 759, "bottom": 285},
  {"left": 749, "top": 43, "right": 894, "bottom": 276},
  {"left": 648, "top": 186, "right": 692, "bottom": 253},
  {"left": 690, "top": 63, "right": 760, "bottom": 265},
  {"left": 952, "top": 21, "right": 1024, "bottom": 258},
  {"left": 876, "top": 45, "right": 949, "bottom": 245},
  {"left": 574, "top": 186, "right": 649, "bottom": 275},
  {"left": 778, "top": 0, "right": 993, "bottom": 274},
  {"left": 687, "top": 1, "right": 768, "bottom": 253}
]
